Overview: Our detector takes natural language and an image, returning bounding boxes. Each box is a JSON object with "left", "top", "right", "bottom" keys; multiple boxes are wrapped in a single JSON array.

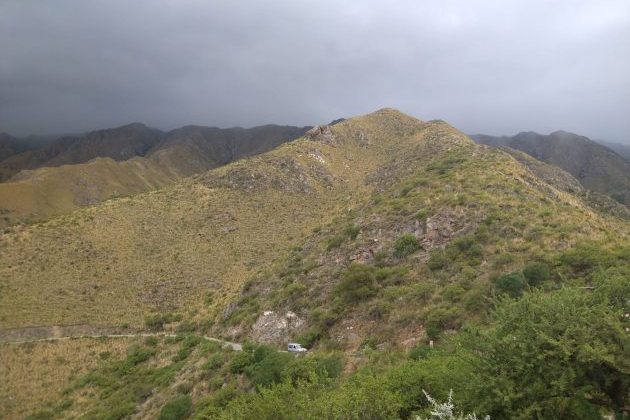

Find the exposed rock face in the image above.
[
  {"left": 306, "top": 125, "right": 335, "bottom": 144},
  {"left": 250, "top": 310, "right": 305, "bottom": 344},
  {"left": 421, "top": 208, "right": 471, "bottom": 250}
]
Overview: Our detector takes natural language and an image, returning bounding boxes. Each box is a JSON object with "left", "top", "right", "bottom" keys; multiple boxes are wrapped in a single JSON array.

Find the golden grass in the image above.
[
  {"left": 0, "top": 108, "right": 626, "bottom": 335},
  {"left": 0, "top": 337, "right": 132, "bottom": 419}
]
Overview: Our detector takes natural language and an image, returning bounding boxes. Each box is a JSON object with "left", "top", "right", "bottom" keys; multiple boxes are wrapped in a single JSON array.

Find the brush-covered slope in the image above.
[
  {"left": 0, "top": 133, "right": 25, "bottom": 162},
  {"left": 596, "top": 139, "right": 630, "bottom": 160},
  {"left": 0, "top": 109, "right": 627, "bottom": 339},
  {"left": 0, "top": 123, "right": 163, "bottom": 181},
  {"left": 471, "top": 131, "right": 630, "bottom": 205},
  {"left": 0, "top": 125, "right": 308, "bottom": 227}
]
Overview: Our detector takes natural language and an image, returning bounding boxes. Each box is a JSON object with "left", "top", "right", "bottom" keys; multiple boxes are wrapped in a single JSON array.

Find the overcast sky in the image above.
[{"left": 1, "top": 0, "right": 629, "bottom": 142}]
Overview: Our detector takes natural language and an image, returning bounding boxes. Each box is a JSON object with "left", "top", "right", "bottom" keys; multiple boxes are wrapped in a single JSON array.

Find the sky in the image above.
[{"left": 1, "top": 0, "right": 629, "bottom": 143}]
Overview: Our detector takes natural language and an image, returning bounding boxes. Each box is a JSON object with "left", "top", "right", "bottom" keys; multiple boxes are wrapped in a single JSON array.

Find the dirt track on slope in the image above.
[{"left": 0, "top": 325, "right": 242, "bottom": 351}]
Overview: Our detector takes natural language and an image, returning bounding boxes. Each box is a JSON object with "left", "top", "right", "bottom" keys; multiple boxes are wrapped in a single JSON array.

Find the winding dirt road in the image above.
[{"left": 0, "top": 325, "right": 243, "bottom": 351}]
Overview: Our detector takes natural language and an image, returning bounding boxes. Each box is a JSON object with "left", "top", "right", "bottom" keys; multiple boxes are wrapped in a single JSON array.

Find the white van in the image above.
[{"left": 287, "top": 343, "right": 308, "bottom": 353}]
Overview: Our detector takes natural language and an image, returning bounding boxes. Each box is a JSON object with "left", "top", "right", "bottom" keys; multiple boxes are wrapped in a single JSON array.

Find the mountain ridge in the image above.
[{"left": 471, "top": 130, "right": 630, "bottom": 205}]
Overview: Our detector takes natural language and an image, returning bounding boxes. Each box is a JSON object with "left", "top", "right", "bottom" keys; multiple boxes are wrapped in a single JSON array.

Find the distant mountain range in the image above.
[
  {"left": 471, "top": 131, "right": 630, "bottom": 206},
  {"left": 0, "top": 123, "right": 309, "bottom": 225},
  {"left": 594, "top": 139, "right": 630, "bottom": 160}
]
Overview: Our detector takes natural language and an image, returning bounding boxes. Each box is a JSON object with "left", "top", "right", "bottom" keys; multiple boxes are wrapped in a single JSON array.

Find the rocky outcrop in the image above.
[
  {"left": 250, "top": 310, "right": 305, "bottom": 344},
  {"left": 306, "top": 125, "right": 335, "bottom": 144},
  {"left": 421, "top": 208, "right": 471, "bottom": 250}
]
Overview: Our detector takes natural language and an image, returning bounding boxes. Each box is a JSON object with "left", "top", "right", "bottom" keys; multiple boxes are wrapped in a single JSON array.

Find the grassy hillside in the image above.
[
  {"left": 1, "top": 109, "right": 628, "bottom": 418},
  {"left": 0, "top": 125, "right": 308, "bottom": 227},
  {"left": 1, "top": 109, "right": 626, "bottom": 333},
  {"left": 472, "top": 131, "right": 630, "bottom": 205}
]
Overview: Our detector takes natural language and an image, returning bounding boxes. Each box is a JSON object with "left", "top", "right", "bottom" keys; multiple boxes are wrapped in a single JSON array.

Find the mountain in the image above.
[
  {"left": 595, "top": 139, "right": 630, "bottom": 160},
  {"left": 0, "top": 123, "right": 163, "bottom": 181},
  {"left": 1, "top": 109, "right": 628, "bottom": 419},
  {"left": 471, "top": 130, "right": 630, "bottom": 205},
  {"left": 0, "top": 124, "right": 309, "bottom": 226},
  {"left": 1, "top": 109, "right": 626, "bottom": 331},
  {"left": 0, "top": 132, "right": 56, "bottom": 164}
]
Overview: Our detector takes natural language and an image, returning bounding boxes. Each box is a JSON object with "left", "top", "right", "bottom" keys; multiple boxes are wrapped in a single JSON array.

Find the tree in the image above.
[{"left": 461, "top": 278, "right": 629, "bottom": 419}]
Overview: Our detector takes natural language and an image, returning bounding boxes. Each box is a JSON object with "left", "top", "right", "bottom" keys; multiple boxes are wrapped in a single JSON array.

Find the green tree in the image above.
[
  {"left": 494, "top": 272, "right": 525, "bottom": 298},
  {"left": 394, "top": 234, "right": 421, "bottom": 258},
  {"left": 462, "top": 279, "right": 629, "bottom": 419},
  {"left": 521, "top": 262, "right": 550, "bottom": 286},
  {"left": 334, "top": 264, "right": 378, "bottom": 303},
  {"left": 159, "top": 395, "right": 192, "bottom": 420}
]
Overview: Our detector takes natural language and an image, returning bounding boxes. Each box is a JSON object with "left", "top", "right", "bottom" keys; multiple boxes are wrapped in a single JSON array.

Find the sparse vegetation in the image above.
[
  {"left": 393, "top": 234, "right": 421, "bottom": 258},
  {"left": 1, "top": 109, "right": 629, "bottom": 419}
]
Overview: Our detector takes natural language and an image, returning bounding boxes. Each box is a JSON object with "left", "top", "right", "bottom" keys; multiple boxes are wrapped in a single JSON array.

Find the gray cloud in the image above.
[{"left": 1, "top": 0, "right": 629, "bottom": 142}]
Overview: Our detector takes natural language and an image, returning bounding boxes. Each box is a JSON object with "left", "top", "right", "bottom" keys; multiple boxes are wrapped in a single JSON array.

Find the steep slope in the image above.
[
  {"left": 0, "top": 125, "right": 308, "bottom": 226},
  {"left": 147, "top": 124, "right": 310, "bottom": 178},
  {"left": 595, "top": 139, "right": 630, "bottom": 160},
  {"left": 0, "top": 123, "right": 163, "bottom": 181},
  {"left": 0, "top": 109, "right": 626, "bottom": 339},
  {"left": 0, "top": 133, "right": 23, "bottom": 162},
  {"left": 471, "top": 131, "right": 630, "bottom": 205}
]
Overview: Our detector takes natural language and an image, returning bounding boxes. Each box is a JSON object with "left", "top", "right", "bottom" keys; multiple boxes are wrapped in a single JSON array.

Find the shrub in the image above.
[
  {"left": 334, "top": 264, "right": 378, "bottom": 303},
  {"left": 344, "top": 224, "right": 360, "bottom": 240},
  {"left": 495, "top": 272, "right": 525, "bottom": 298},
  {"left": 176, "top": 321, "right": 196, "bottom": 333},
  {"left": 158, "top": 395, "right": 192, "bottom": 420},
  {"left": 415, "top": 209, "right": 429, "bottom": 221},
  {"left": 326, "top": 235, "right": 344, "bottom": 251},
  {"left": 296, "top": 328, "right": 322, "bottom": 348},
  {"left": 427, "top": 251, "right": 448, "bottom": 270},
  {"left": 247, "top": 351, "right": 294, "bottom": 388},
  {"left": 394, "top": 234, "right": 421, "bottom": 258},
  {"left": 522, "top": 262, "right": 550, "bottom": 286},
  {"left": 126, "top": 346, "right": 156, "bottom": 365},
  {"left": 145, "top": 314, "right": 166, "bottom": 331},
  {"left": 144, "top": 313, "right": 181, "bottom": 331},
  {"left": 203, "top": 353, "right": 224, "bottom": 371},
  {"left": 409, "top": 344, "right": 433, "bottom": 361},
  {"left": 425, "top": 307, "right": 458, "bottom": 339}
]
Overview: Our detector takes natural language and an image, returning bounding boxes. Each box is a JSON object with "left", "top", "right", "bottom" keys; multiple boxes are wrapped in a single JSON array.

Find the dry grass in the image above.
[
  {"left": 0, "top": 107, "right": 626, "bottom": 336},
  {"left": 0, "top": 109, "right": 420, "bottom": 330},
  {"left": 0, "top": 337, "right": 132, "bottom": 419}
]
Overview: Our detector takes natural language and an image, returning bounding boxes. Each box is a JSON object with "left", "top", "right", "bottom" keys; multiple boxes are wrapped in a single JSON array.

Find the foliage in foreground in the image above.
[{"left": 208, "top": 272, "right": 628, "bottom": 419}]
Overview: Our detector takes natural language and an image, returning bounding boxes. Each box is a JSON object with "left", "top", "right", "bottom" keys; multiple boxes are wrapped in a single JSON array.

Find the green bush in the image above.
[
  {"left": 344, "top": 224, "right": 360, "bottom": 240},
  {"left": 126, "top": 346, "right": 156, "bottom": 366},
  {"left": 144, "top": 313, "right": 181, "bottom": 331},
  {"left": 158, "top": 395, "right": 192, "bottom": 420},
  {"left": 522, "top": 262, "right": 550, "bottom": 286},
  {"left": 427, "top": 251, "right": 448, "bottom": 270},
  {"left": 495, "top": 272, "right": 526, "bottom": 298},
  {"left": 393, "top": 234, "right": 421, "bottom": 258},
  {"left": 425, "top": 306, "right": 459, "bottom": 340},
  {"left": 326, "top": 235, "right": 344, "bottom": 251},
  {"left": 296, "top": 328, "right": 322, "bottom": 348},
  {"left": 334, "top": 264, "right": 378, "bottom": 303},
  {"left": 408, "top": 344, "right": 432, "bottom": 360},
  {"left": 462, "top": 281, "right": 630, "bottom": 418}
]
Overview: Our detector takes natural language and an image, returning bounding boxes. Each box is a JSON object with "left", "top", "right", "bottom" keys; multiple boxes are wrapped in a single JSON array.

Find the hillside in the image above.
[
  {"left": 596, "top": 139, "right": 630, "bottom": 160},
  {"left": 1, "top": 109, "right": 628, "bottom": 419},
  {"left": 0, "top": 133, "right": 23, "bottom": 162},
  {"left": 0, "top": 123, "right": 164, "bottom": 181},
  {"left": 0, "top": 125, "right": 308, "bottom": 226},
  {"left": 1, "top": 109, "right": 626, "bottom": 331},
  {"left": 471, "top": 131, "right": 630, "bottom": 205}
]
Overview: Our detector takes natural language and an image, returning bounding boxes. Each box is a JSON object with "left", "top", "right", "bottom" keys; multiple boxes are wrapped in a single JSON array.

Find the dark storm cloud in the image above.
[{"left": 1, "top": 0, "right": 629, "bottom": 142}]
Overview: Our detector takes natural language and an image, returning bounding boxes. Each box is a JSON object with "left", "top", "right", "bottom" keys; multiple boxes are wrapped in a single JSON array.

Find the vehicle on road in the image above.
[{"left": 287, "top": 342, "right": 307, "bottom": 353}]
